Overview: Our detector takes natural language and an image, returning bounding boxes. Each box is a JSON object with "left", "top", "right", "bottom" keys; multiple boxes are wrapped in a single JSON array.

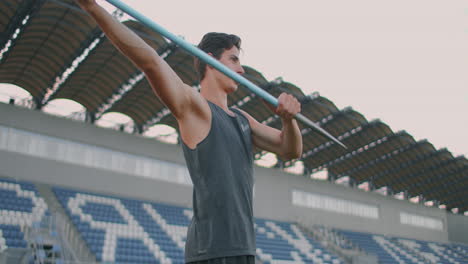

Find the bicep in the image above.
[
  {"left": 252, "top": 124, "right": 284, "bottom": 154},
  {"left": 239, "top": 110, "right": 283, "bottom": 154}
]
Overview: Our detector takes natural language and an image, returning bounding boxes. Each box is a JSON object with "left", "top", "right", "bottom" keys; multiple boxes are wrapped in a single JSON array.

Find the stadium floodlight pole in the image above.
[{"left": 104, "top": 0, "right": 347, "bottom": 149}]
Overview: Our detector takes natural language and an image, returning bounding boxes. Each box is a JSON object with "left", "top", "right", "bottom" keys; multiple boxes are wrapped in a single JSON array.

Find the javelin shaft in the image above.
[{"left": 104, "top": 0, "right": 347, "bottom": 149}]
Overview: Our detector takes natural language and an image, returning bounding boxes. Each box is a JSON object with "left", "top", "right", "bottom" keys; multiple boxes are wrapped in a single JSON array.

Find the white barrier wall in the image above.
[{"left": 0, "top": 102, "right": 466, "bottom": 244}]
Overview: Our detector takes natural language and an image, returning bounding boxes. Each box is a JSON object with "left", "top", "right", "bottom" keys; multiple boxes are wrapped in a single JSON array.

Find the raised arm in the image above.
[
  {"left": 75, "top": 0, "right": 206, "bottom": 120},
  {"left": 239, "top": 93, "right": 303, "bottom": 160}
]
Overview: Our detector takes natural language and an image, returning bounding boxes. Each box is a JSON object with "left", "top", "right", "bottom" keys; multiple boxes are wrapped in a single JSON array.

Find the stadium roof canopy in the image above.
[{"left": 1, "top": 0, "right": 467, "bottom": 213}]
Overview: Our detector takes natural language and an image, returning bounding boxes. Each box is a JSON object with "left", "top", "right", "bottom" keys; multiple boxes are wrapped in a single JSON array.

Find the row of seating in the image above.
[
  {"left": 54, "top": 186, "right": 343, "bottom": 264},
  {"left": 1, "top": 177, "right": 466, "bottom": 264},
  {"left": 337, "top": 229, "right": 468, "bottom": 264},
  {"left": 0, "top": 179, "right": 48, "bottom": 251}
]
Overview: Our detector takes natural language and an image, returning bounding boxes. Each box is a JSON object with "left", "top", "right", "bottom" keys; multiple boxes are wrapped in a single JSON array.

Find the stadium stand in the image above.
[
  {"left": 337, "top": 228, "right": 468, "bottom": 264},
  {"left": 0, "top": 178, "right": 47, "bottom": 249},
  {"left": 2, "top": 175, "right": 466, "bottom": 264},
  {"left": 255, "top": 219, "right": 342, "bottom": 264},
  {"left": 1, "top": 0, "right": 468, "bottom": 263},
  {"left": 395, "top": 237, "right": 468, "bottom": 264},
  {"left": 0, "top": 178, "right": 61, "bottom": 263},
  {"left": 53, "top": 186, "right": 344, "bottom": 264}
]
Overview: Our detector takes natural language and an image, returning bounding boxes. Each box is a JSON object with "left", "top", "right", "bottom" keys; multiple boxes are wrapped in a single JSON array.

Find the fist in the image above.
[{"left": 275, "top": 93, "right": 301, "bottom": 120}]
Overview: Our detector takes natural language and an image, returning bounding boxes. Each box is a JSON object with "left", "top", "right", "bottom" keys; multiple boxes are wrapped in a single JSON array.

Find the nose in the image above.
[{"left": 237, "top": 65, "right": 245, "bottom": 75}]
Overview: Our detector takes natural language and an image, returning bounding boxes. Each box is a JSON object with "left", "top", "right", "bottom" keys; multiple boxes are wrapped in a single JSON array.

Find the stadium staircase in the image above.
[
  {"left": 297, "top": 224, "right": 377, "bottom": 264},
  {"left": 24, "top": 219, "right": 62, "bottom": 264},
  {"left": 254, "top": 218, "right": 343, "bottom": 264},
  {"left": 35, "top": 183, "right": 97, "bottom": 263}
]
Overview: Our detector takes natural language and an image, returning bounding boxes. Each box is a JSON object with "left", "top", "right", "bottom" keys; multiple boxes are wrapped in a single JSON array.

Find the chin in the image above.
[{"left": 225, "top": 84, "right": 238, "bottom": 94}]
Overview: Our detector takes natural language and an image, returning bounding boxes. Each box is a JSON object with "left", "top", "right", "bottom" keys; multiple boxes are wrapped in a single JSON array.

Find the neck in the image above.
[{"left": 200, "top": 79, "right": 229, "bottom": 112}]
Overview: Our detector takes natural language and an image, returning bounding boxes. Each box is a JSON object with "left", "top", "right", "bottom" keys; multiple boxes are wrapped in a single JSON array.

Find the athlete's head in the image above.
[{"left": 195, "top": 32, "right": 244, "bottom": 82}]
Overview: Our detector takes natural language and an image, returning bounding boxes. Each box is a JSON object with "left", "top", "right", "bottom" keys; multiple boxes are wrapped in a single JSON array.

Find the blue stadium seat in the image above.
[
  {"left": 2, "top": 180, "right": 466, "bottom": 264},
  {"left": 337, "top": 229, "right": 468, "bottom": 264},
  {"left": 53, "top": 186, "right": 343, "bottom": 264},
  {"left": 255, "top": 218, "right": 342, "bottom": 264},
  {"left": 0, "top": 178, "right": 48, "bottom": 250}
]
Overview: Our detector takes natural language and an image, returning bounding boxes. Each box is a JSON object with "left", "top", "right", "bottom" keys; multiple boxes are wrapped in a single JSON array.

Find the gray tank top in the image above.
[{"left": 182, "top": 101, "right": 255, "bottom": 263}]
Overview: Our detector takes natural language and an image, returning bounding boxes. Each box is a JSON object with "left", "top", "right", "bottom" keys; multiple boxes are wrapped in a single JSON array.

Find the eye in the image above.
[{"left": 230, "top": 56, "right": 239, "bottom": 63}]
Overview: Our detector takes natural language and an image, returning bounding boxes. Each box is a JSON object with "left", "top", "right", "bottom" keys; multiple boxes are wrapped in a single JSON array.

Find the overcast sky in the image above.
[
  {"left": 2, "top": 0, "right": 467, "bottom": 157},
  {"left": 112, "top": 0, "right": 467, "bottom": 156}
]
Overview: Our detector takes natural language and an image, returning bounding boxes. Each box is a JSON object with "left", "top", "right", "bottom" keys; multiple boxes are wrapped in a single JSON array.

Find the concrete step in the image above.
[
  {"left": 297, "top": 223, "right": 357, "bottom": 264},
  {"left": 35, "top": 183, "right": 96, "bottom": 263}
]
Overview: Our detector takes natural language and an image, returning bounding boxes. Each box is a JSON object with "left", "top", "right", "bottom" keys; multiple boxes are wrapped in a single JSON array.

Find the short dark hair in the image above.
[{"left": 195, "top": 32, "right": 241, "bottom": 81}]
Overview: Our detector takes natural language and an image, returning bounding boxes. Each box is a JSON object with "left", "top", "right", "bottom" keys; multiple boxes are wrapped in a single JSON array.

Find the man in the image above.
[{"left": 76, "top": 1, "right": 303, "bottom": 263}]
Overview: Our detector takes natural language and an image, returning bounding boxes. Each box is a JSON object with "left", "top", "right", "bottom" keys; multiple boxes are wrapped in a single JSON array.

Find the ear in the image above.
[{"left": 207, "top": 53, "right": 215, "bottom": 69}]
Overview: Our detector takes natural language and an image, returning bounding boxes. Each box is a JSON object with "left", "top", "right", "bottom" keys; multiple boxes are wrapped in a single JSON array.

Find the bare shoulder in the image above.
[{"left": 233, "top": 107, "right": 259, "bottom": 126}]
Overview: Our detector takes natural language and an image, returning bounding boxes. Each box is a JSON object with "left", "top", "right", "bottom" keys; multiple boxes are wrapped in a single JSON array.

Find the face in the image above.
[{"left": 212, "top": 46, "right": 245, "bottom": 93}]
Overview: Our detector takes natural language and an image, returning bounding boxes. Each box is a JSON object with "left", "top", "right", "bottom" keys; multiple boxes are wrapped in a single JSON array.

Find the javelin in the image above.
[{"left": 104, "top": 0, "right": 347, "bottom": 149}]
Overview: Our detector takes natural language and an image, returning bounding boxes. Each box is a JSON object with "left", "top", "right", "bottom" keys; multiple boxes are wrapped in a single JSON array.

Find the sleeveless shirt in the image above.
[{"left": 182, "top": 101, "right": 255, "bottom": 263}]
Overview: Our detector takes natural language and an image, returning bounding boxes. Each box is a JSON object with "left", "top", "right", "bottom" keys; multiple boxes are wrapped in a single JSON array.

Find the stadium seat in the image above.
[
  {"left": 0, "top": 178, "right": 48, "bottom": 250},
  {"left": 53, "top": 186, "right": 343, "bottom": 264},
  {"left": 255, "top": 219, "right": 342, "bottom": 264},
  {"left": 2, "top": 181, "right": 465, "bottom": 264},
  {"left": 336, "top": 229, "right": 468, "bottom": 264}
]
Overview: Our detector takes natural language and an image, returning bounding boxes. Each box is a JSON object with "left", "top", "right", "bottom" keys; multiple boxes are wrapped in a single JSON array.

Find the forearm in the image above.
[
  {"left": 279, "top": 118, "right": 303, "bottom": 160},
  {"left": 82, "top": 3, "right": 159, "bottom": 70}
]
